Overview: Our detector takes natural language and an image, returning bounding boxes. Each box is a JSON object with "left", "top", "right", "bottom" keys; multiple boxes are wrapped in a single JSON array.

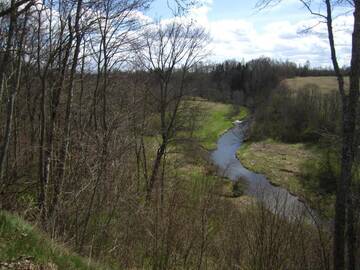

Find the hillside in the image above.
[{"left": 0, "top": 212, "right": 110, "bottom": 270}]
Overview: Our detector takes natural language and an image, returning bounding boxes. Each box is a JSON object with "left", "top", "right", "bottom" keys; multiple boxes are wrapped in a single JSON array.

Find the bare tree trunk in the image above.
[
  {"left": 325, "top": 0, "right": 360, "bottom": 269},
  {"left": 345, "top": 3, "right": 360, "bottom": 270},
  {"left": 50, "top": 0, "right": 83, "bottom": 220},
  {"left": 38, "top": 75, "right": 47, "bottom": 223},
  {"left": 102, "top": 59, "right": 108, "bottom": 131},
  {"left": 44, "top": 43, "right": 72, "bottom": 219},
  {"left": 320, "top": 1, "right": 359, "bottom": 269},
  {"left": 0, "top": 0, "right": 17, "bottom": 178},
  {"left": 79, "top": 39, "right": 86, "bottom": 128},
  {"left": 146, "top": 142, "right": 166, "bottom": 201}
]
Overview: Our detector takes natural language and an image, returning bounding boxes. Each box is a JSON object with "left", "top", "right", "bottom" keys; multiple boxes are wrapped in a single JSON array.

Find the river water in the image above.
[{"left": 211, "top": 122, "right": 312, "bottom": 219}]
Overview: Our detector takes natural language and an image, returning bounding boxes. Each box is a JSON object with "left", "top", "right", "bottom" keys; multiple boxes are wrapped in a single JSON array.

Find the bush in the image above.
[
  {"left": 301, "top": 150, "right": 339, "bottom": 196},
  {"left": 232, "top": 180, "right": 245, "bottom": 197}
]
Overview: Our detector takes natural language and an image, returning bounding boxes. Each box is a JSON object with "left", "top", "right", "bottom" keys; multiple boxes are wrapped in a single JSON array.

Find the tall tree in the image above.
[{"left": 136, "top": 20, "right": 208, "bottom": 201}]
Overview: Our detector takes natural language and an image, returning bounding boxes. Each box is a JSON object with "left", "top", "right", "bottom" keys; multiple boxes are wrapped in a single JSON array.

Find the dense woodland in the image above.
[{"left": 0, "top": 0, "right": 359, "bottom": 269}]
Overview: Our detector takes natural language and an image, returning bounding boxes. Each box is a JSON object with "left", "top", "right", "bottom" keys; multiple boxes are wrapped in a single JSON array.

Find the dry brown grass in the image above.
[
  {"left": 282, "top": 76, "right": 350, "bottom": 93},
  {"left": 237, "top": 140, "right": 318, "bottom": 197}
]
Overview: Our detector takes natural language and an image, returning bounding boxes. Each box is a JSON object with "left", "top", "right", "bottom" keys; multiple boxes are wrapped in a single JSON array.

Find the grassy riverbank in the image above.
[
  {"left": 190, "top": 99, "right": 249, "bottom": 150},
  {"left": 237, "top": 140, "right": 314, "bottom": 193},
  {"left": 176, "top": 99, "right": 250, "bottom": 199},
  {"left": 184, "top": 99, "right": 251, "bottom": 204},
  {"left": 145, "top": 98, "right": 250, "bottom": 204},
  {"left": 236, "top": 140, "right": 334, "bottom": 216}
]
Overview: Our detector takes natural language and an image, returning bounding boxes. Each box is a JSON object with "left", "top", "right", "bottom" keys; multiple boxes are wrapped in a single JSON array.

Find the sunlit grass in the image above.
[
  {"left": 189, "top": 100, "right": 249, "bottom": 150},
  {"left": 0, "top": 211, "right": 111, "bottom": 270}
]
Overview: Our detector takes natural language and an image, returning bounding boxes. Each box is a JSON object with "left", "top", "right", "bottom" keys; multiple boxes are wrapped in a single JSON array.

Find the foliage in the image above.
[{"left": 302, "top": 149, "right": 339, "bottom": 196}]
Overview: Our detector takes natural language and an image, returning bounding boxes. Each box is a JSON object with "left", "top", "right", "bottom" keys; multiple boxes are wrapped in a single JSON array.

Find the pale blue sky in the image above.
[
  {"left": 146, "top": 0, "right": 353, "bottom": 66},
  {"left": 149, "top": 0, "right": 307, "bottom": 27}
]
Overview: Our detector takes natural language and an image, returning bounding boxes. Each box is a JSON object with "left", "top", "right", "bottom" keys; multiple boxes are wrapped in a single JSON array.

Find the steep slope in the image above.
[{"left": 0, "top": 211, "right": 110, "bottom": 270}]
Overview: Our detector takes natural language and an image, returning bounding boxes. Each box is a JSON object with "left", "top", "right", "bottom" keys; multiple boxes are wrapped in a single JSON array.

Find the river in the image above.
[{"left": 211, "top": 122, "right": 314, "bottom": 220}]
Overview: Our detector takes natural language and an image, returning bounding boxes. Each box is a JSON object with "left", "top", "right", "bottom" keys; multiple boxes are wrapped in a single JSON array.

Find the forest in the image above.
[{"left": 0, "top": 0, "right": 359, "bottom": 269}]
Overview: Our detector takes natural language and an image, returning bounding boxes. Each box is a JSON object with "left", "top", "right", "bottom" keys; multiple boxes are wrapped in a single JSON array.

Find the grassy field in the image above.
[
  {"left": 283, "top": 76, "right": 349, "bottom": 93},
  {"left": 0, "top": 211, "right": 110, "bottom": 270},
  {"left": 236, "top": 140, "right": 315, "bottom": 194},
  {"left": 190, "top": 99, "right": 249, "bottom": 150}
]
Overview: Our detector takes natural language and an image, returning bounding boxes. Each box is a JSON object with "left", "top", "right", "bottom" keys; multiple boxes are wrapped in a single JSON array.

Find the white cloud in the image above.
[{"left": 179, "top": 1, "right": 353, "bottom": 67}]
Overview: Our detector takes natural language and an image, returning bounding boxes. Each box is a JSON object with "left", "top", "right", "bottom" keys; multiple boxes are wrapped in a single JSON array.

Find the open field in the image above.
[{"left": 283, "top": 76, "right": 349, "bottom": 93}]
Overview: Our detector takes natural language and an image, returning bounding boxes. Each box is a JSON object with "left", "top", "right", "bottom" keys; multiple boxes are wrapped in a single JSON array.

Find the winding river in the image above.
[{"left": 211, "top": 122, "right": 313, "bottom": 219}]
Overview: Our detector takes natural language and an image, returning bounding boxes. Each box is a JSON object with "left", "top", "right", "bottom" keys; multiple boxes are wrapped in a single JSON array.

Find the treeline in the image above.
[{"left": 189, "top": 58, "right": 340, "bottom": 106}]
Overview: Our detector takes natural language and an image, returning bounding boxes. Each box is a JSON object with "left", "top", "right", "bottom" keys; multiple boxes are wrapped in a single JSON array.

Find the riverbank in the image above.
[
  {"left": 144, "top": 98, "right": 251, "bottom": 204},
  {"left": 236, "top": 139, "right": 334, "bottom": 216},
  {"left": 188, "top": 99, "right": 249, "bottom": 150},
  {"left": 188, "top": 99, "right": 252, "bottom": 203}
]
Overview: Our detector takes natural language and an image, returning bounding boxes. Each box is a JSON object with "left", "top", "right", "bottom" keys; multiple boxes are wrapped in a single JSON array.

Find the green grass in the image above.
[
  {"left": 282, "top": 76, "right": 350, "bottom": 93},
  {"left": 0, "top": 211, "right": 110, "bottom": 270},
  {"left": 190, "top": 100, "right": 249, "bottom": 150}
]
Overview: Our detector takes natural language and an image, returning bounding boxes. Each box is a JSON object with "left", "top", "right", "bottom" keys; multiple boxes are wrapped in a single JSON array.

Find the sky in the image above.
[{"left": 146, "top": 0, "right": 354, "bottom": 67}]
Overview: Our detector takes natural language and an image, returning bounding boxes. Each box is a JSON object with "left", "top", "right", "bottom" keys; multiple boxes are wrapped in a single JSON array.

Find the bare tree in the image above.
[
  {"left": 0, "top": 0, "right": 32, "bottom": 180},
  {"left": 86, "top": 0, "right": 149, "bottom": 130},
  {"left": 135, "top": 20, "right": 208, "bottom": 201}
]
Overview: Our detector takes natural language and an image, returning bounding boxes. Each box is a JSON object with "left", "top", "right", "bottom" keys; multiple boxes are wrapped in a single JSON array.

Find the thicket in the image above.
[{"left": 251, "top": 84, "right": 341, "bottom": 143}]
